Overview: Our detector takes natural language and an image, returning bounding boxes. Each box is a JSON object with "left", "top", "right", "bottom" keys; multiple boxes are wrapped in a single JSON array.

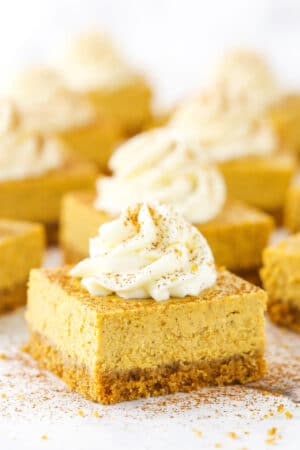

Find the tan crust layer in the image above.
[
  {"left": 0, "top": 282, "right": 27, "bottom": 314},
  {"left": 44, "top": 222, "right": 59, "bottom": 245},
  {"left": 268, "top": 300, "right": 300, "bottom": 333},
  {"left": 26, "top": 331, "right": 266, "bottom": 405}
]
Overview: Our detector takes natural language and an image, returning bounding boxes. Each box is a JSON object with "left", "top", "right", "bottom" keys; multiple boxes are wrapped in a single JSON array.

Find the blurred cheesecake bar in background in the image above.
[
  {"left": 168, "top": 50, "right": 297, "bottom": 220},
  {"left": 9, "top": 67, "right": 122, "bottom": 169},
  {"left": 27, "top": 202, "right": 267, "bottom": 404},
  {"left": 270, "top": 95, "right": 300, "bottom": 159},
  {"left": 60, "top": 129, "right": 274, "bottom": 281},
  {"left": 53, "top": 32, "right": 153, "bottom": 137},
  {"left": 284, "top": 176, "right": 300, "bottom": 233},
  {"left": 0, "top": 219, "right": 44, "bottom": 313},
  {"left": 0, "top": 100, "right": 97, "bottom": 242},
  {"left": 261, "top": 233, "right": 300, "bottom": 333}
]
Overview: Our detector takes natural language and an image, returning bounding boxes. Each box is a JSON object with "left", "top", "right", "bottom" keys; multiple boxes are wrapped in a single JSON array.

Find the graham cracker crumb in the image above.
[
  {"left": 0, "top": 353, "right": 7, "bottom": 359},
  {"left": 277, "top": 404, "right": 284, "bottom": 413},
  {"left": 265, "top": 438, "right": 275, "bottom": 445},
  {"left": 267, "top": 427, "right": 277, "bottom": 436},
  {"left": 41, "top": 435, "right": 48, "bottom": 440},
  {"left": 78, "top": 409, "right": 85, "bottom": 417},
  {"left": 192, "top": 429, "right": 202, "bottom": 437},
  {"left": 93, "top": 410, "right": 101, "bottom": 418},
  {"left": 215, "top": 444, "right": 222, "bottom": 448},
  {"left": 1, "top": 393, "right": 7, "bottom": 398},
  {"left": 285, "top": 411, "right": 293, "bottom": 419},
  {"left": 228, "top": 431, "right": 237, "bottom": 439}
]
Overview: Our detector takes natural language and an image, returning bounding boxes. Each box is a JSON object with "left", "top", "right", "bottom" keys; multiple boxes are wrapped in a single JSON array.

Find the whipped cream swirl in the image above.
[
  {"left": 211, "top": 49, "right": 282, "bottom": 115},
  {"left": 169, "top": 49, "right": 281, "bottom": 162},
  {"left": 0, "top": 97, "right": 64, "bottom": 180},
  {"left": 70, "top": 202, "right": 217, "bottom": 301},
  {"left": 54, "top": 32, "right": 137, "bottom": 91},
  {"left": 169, "top": 96, "right": 278, "bottom": 161},
  {"left": 0, "top": 131, "right": 64, "bottom": 181},
  {"left": 95, "top": 129, "right": 226, "bottom": 223},
  {"left": 9, "top": 67, "right": 97, "bottom": 132}
]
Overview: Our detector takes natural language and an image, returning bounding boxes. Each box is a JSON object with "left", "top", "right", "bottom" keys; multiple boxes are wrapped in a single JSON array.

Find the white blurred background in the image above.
[{"left": 1, "top": 0, "right": 300, "bottom": 108}]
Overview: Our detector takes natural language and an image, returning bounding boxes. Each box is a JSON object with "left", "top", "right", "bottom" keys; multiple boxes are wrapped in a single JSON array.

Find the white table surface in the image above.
[{"left": 1, "top": 244, "right": 300, "bottom": 450}]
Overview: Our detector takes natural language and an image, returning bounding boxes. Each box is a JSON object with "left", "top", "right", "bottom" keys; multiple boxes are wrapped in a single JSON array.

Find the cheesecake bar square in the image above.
[
  {"left": 270, "top": 94, "right": 300, "bottom": 158},
  {"left": 0, "top": 157, "right": 97, "bottom": 243},
  {"left": 284, "top": 181, "right": 300, "bottom": 233},
  {"left": 55, "top": 32, "right": 153, "bottom": 138},
  {"left": 26, "top": 268, "right": 266, "bottom": 404},
  {"left": 0, "top": 219, "right": 45, "bottom": 313},
  {"left": 60, "top": 192, "right": 274, "bottom": 274},
  {"left": 261, "top": 233, "right": 300, "bottom": 332},
  {"left": 218, "top": 153, "right": 296, "bottom": 220}
]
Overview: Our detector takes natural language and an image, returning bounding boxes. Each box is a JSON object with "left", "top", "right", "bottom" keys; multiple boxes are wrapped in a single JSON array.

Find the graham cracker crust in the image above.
[
  {"left": 0, "top": 282, "right": 27, "bottom": 314},
  {"left": 45, "top": 223, "right": 59, "bottom": 245},
  {"left": 268, "top": 300, "right": 300, "bottom": 333},
  {"left": 25, "top": 331, "right": 266, "bottom": 405}
]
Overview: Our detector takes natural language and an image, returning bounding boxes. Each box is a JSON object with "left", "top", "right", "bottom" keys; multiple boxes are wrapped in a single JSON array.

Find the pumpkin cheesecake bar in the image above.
[
  {"left": 54, "top": 32, "right": 152, "bottom": 136},
  {"left": 284, "top": 179, "right": 300, "bottom": 233},
  {"left": 0, "top": 219, "right": 44, "bottom": 313},
  {"left": 60, "top": 130, "right": 274, "bottom": 275},
  {"left": 218, "top": 153, "right": 295, "bottom": 219},
  {"left": 9, "top": 67, "right": 123, "bottom": 169},
  {"left": 26, "top": 202, "right": 267, "bottom": 404},
  {"left": 261, "top": 233, "right": 300, "bottom": 332},
  {"left": 0, "top": 156, "right": 97, "bottom": 243},
  {"left": 0, "top": 121, "right": 97, "bottom": 243}
]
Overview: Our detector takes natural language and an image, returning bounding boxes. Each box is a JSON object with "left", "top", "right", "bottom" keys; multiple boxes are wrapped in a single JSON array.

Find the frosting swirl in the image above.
[
  {"left": 9, "top": 67, "right": 97, "bottom": 132},
  {"left": 0, "top": 131, "right": 64, "bottom": 180},
  {"left": 169, "top": 96, "right": 278, "bottom": 161},
  {"left": 70, "top": 202, "right": 217, "bottom": 301},
  {"left": 95, "top": 129, "right": 226, "bottom": 223},
  {"left": 169, "top": 49, "right": 281, "bottom": 161},
  {"left": 54, "top": 32, "right": 138, "bottom": 91},
  {"left": 211, "top": 49, "right": 282, "bottom": 115}
]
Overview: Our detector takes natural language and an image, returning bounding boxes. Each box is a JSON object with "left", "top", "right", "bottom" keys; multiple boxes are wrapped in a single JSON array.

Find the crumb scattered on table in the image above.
[{"left": 227, "top": 431, "right": 237, "bottom": 439}]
